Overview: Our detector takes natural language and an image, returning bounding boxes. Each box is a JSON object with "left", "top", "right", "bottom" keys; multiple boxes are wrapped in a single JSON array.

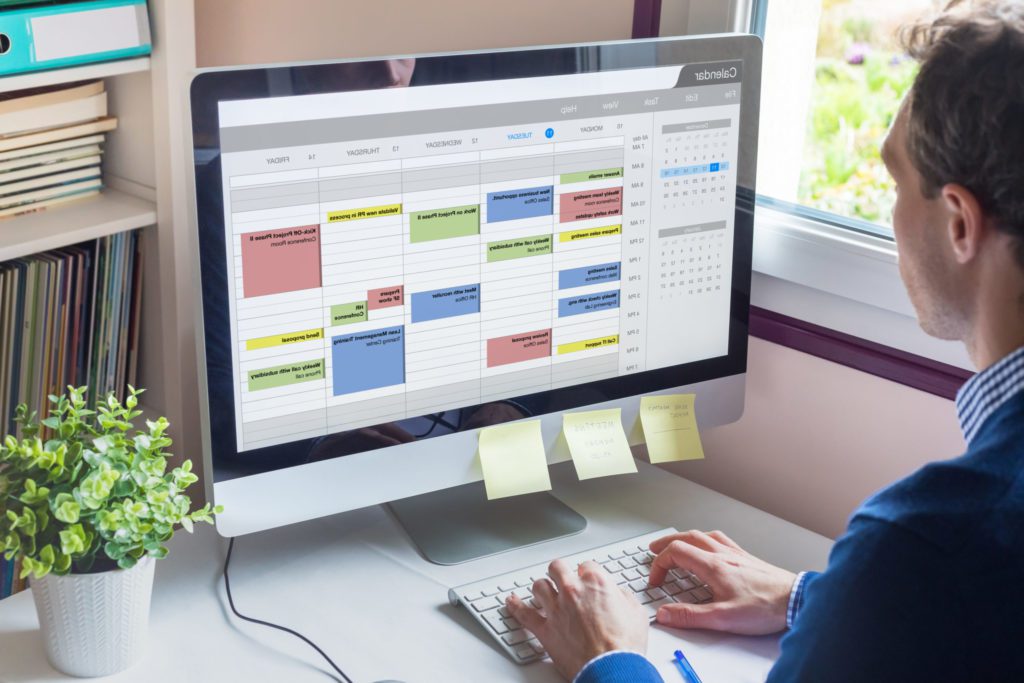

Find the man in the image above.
[{"left": 506, "top": 2, "right": 1024, "bottom": 680}]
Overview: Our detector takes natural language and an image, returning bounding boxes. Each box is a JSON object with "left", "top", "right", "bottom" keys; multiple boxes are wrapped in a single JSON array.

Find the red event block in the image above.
[
  {"left": 368, "top": 285, "right": 404, "bottom": 310},
  {"left": 241, "top": 225, "right": 322, "bottom": 298},
  {"left": 558, "top": 187, "right": 622, "bottom": 223},
  {"left": 487, "top": 328, "right": 552, "bottom": 368}
]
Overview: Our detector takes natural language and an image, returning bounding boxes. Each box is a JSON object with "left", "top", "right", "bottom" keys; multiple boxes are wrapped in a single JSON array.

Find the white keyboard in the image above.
[{"left": 448, "top": 527, "right": 713, "bottom": 664}]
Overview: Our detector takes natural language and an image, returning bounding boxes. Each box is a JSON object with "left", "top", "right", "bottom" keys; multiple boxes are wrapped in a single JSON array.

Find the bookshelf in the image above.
[{"left": 0, "top": 57, "right": 152, "bottom": 95}]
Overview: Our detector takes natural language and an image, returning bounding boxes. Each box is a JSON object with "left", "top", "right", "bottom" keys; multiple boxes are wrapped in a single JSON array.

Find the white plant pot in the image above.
[{"left": 30, "top": 556, "right": 155, "bottom": 678}]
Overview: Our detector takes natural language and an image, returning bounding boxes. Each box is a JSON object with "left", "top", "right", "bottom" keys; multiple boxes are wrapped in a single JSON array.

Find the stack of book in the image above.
[
  {"left": 0, "top": 230, "right": 143, "bottom": 598},
  {"left": 0, "top": 79, "right": 117, "bottom": 218}
]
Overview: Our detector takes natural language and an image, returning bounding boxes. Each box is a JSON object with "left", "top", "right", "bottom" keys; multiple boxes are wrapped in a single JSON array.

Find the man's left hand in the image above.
[{"left": 506, "top": 558, "right": 649, "bottom": 680}]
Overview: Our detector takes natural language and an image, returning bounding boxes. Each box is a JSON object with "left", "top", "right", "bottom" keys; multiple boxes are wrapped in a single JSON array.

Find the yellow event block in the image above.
[
  {"left": 562, "top": 408, "right": 637, "bottom": 480},
  {"left": 327, "top": 203, "right": 402, "bottom": 223},
  {"left": 478, "top": 420, "right": 552, "bottom": 500},
  {"left": 638, "top": 394, "right": 705, "bottom": 463},
  {"left": 557, "top": 335, "right": 619, "bottom": 355},
  {"left": 558, "top": 224, "right": 622, "bottom": 243},
  {"left": 245, "top": 328, "right": 323, "bottom": 351}
]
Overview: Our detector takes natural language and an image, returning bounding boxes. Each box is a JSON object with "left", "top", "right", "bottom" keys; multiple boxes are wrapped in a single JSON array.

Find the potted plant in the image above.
[{"left": 0, "top": 386, "right": 220, "bottom": 677}]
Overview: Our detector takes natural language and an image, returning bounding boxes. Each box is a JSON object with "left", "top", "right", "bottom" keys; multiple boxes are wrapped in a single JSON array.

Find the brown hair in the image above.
[{"left": 901, "top": 1, "right": 1024, "bottom": 262}]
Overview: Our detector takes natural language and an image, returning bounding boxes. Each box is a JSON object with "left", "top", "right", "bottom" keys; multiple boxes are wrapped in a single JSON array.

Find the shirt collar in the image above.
[{"left": 955, "top": 345, "right": 1024, "bottom": 444}]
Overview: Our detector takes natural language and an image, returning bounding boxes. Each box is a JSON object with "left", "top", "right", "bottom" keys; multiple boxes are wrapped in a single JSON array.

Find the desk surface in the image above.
[{"left": 0, "top": 462, "right": 832, "bottom": 683}]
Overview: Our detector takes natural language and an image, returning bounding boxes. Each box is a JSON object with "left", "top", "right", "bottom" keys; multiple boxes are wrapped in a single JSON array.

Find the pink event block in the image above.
[
  {"left": 487, "top": 329, "right": 552, "bottom": 368},
  {"left": 368, "top": 285, "right": 404, "bottom": 310},
  {"left": 241, "top": 225, "right": 322, "bottom": 298},
  {"left": 558, "top": 187, "right": 622, "bottom": 223}
]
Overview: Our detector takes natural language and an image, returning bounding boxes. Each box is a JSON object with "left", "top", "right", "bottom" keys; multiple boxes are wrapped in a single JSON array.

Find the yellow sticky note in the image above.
[
  {"left": 478, "top": 420, "right": 552, "bottom": 500},
  {"left": 638, "top": 394, "right": 705, "bottom": 463},
  {"left": 562, "top": 408, "right": 638, "bottom": 480}
]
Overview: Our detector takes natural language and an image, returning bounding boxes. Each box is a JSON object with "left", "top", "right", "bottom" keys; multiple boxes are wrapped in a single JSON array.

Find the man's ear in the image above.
[{"left": 941, "top": 183, "right": 986, "bottom": 264}]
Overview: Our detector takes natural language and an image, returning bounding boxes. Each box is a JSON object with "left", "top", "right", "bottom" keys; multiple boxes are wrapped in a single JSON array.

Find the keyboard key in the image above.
[
  {"left": 503, "top": 617, "right": 521, "bottom": 631},
  {"left": 498, "top": 582, "right": 515, "bottom": 592},
  {"left": 462, "top": 590, "right": 484, "bottom": 602},
  {"left": 645, "top": 597, "right": 675, "bottom": 619},
  {"left": 514, "top": 644, "right": 534, "bottom": 659},
  {"left": 637, "top": 591, "right": 654, "bottom": 605},
  {"left": 604, "top": 563, "right": 625, "bottom": 574},
  {"left": 626, "top": 546, "right": 642, "bottom": 555},
  {"left": 497, "top": 591, "right": 513, "bottom": 604},
  {"left": 497, "top": 606, "right": 511, "bottom": 618},
  {"left": 512, "top": 587, "right": 531, "bottom": 600},
  {"left": 618, "top": 557, "right": 637, "bottom": 569},
  {"left": 481, "top": 586, "right": 499, "bottom": 597},
  {"left": 676, "top": 589, "right": 699, "bottom": 604},
  {"left": 472, "top": 596, "right": 500, "bottom": 612},
  {"left": 529, "top": 639, "right": 545, "bottom": 654},
  {"left": 484, "top": 612, "right": 508, "bottom": 633},
  {"left": 678, "top": 576, "right": 698, "bottom": 590},
  {"left": 503, "top": 629, "right": 530, "bottom": 646},
  {"left": 514, "top": 578, "right": 531, "bottom": 587},
  {"left": 608, "top": 551, "right": 624, "bottom": 560},
  {"left": 645, "top": 587, "right": 668, "bottom": 601},
  {"left": 628, "top": 579, "right": 648, "bottom": 593},
  {"left": 663, "top": 582, "right": 682, "bottom": 596},
  {"left": 638, "top": 553, "right": 655, "bottom": 565},
  {"left": 622, "top": 568, "right": 641, "bottom": 581},
  {"left": 637, "top": 565, "right": 651, "bottom": 577},
  {"left": 691, "top": 586, "right": 713, "bottom": 603}
]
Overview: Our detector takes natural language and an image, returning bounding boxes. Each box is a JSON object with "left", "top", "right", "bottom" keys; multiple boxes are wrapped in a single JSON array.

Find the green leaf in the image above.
[{"left": 117, "top": 555, "right": 137, "bottom": 570}]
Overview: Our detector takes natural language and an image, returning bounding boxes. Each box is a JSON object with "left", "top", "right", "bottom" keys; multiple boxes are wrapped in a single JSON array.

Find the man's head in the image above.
[{"left": 882, "top": 1, "right": 1024, "bottom": 343}]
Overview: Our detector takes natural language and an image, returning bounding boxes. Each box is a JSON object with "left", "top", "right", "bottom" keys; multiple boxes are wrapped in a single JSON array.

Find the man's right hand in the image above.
[{"left": 647, "top": 530, "right": 797, "bottom": 635}]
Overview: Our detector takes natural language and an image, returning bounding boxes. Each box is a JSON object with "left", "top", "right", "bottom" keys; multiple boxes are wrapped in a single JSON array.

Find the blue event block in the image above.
[
  {"left": 331, "top": 325, "right": 405, "bottom": 395},
  {"left": 558, "top": 289, "right": 620, "bottom": 317},
  {"left": 411, "top": 283, "right": 481, "bottom": 323},
  {"left": 558, "top": 262, "right": 621, "bottom": 290},
  {"left": 486, "top": 186, "right": 553, "bottom": 222}
]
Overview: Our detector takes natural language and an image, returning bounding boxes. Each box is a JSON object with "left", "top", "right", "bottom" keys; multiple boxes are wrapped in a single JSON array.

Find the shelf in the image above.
[
  {"left": 0, "top": 57, "right": 152, "bottom": 94},
  {"left": 0, "top": 189, "right": 156, "bottom": 262}
]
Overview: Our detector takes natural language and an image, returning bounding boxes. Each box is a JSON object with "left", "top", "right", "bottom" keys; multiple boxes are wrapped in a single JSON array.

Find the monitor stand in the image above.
[{"left": 387, "top": 481, "right": 587, "bottom": 565}]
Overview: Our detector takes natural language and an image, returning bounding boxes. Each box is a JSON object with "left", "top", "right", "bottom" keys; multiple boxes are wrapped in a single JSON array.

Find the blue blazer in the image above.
[{"left": 579, "top": 389, "right": 1024, "bottom": 682}]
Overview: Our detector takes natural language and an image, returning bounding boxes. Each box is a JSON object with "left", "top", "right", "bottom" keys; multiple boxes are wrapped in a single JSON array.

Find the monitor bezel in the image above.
[{"left": 189, "top": 33, "right": 761, "bottom": 522}]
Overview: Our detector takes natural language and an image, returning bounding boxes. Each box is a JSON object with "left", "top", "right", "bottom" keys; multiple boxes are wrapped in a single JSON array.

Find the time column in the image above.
[{"left": 618, "top": 115, "right": 655, "bottom": 375}]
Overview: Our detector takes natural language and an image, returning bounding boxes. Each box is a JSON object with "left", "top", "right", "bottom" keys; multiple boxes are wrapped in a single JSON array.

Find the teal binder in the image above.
[{"left": 0, "top": 0, "right": 151, "bottom": 77}]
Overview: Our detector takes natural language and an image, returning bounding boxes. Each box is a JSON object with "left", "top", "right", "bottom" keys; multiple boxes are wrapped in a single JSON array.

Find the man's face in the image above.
[{"left": 882, "top": 101, "right": 968, "bottom": 340}]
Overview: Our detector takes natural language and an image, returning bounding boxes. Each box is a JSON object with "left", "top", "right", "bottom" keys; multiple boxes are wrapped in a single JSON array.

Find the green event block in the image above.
[
  {"left": 409, "top": 204, "right": 480, "bottom": 243},
  {"left": 331, "top": 301, "right": 367, "bottom": 326},
  {"left": 486, "top": 234, "right": 553, "bottom": 262},
  {"left": 248, "top": 359, "right": 325, "bottom": 391},
  {"left": 559, "top": 167, "right": 624, "bottom": 184}
]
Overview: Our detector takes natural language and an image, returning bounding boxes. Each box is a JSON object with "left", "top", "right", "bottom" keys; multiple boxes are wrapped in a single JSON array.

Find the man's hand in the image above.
[
  {"left": 506, "top": 558, "right": 648, "bottom": 680},
  {"left": 648, "top": 530, "right": 797, "bottom": 634}
]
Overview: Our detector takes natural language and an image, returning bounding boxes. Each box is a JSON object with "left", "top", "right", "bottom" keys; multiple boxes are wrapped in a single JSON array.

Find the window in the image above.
[{"left": 756, "top": 0, "right": 937, "bottom": 236}]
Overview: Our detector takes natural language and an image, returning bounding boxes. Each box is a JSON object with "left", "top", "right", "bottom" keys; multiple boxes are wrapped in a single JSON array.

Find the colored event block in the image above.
[
  {"left": 559, "top": 224, "right": 621, "bottom": 243},
  {"left": 557, "top": 335, "right": 619, "bottom": 355},
  {"left": 558, "top": 290, "right": 620, "bottom": 317},
  {"left": 240, "top": 225, "right": 322, "bottom": 298},
  {"left": 486, "top": 234, "right": 552, "bottom": 263},
  {"left": 246, "top": 328, "right": 323, "bottom": 351},
  {"left": 327, "top": 203, "right": 402, "bottom": 222},
  {"left": 409, "top": 205, "right": 480, "bottom": 243},
  {"left": 559, "top": 168, "right": 623, "bottom": 184},
  {"left": 331, "top": 325, "right": 405, "bottom": 395},
  {"left": 411, "top": 284, "right": 480, "bottom": 323},
  {"left": 559, "top": 187, "right": 622, "bottom": 223},
  {"left": 558, "top": 262, "right": 621, "bottom": 289},
  {"left": 331, "top": 301, "right": 367, "bottom": 326},
  {"left": 486, "top": 186, "right": 553, "bottom": 222},
  {"left": 487, "top": 329, "right": 552, "bottom": 368},
  {"left": 248, "top": 359, "right": 325, "bottom": 391},
  {"left": 368, "top": 285, "right": 404, "bottom": 310}
]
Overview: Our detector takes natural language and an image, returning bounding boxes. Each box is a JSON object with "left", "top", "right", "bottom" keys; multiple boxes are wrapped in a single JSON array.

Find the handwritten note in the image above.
[
  {"left": 478, "top": 420, "right": 552, "bottom": 500},
  {"left": 638, "top": 394, "right": 705, "bottom": 463},
  {"left": 562, "top": 408, "right": 638, "bottom": 480}
]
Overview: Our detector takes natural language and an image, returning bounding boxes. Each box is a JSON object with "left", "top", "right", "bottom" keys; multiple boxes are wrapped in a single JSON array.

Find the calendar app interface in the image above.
[{"left": 216, "top": 61, "right": 743, "bottom": 451}]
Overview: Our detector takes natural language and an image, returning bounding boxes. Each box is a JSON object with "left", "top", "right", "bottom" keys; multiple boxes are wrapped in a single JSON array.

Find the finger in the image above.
[
  {"left": 506, "top": 594, "right": 547, "bottom": 636},
  {"left": 577, "top": 560, "right": 607, "bottom": 585},
  {"left": 649, "top": 540, "right": 715, "bottom": 588},
  {"left": 532, "top": 576, "right": 557, "bottom": 611},
  {"left": 649, "top": 530, "right": 718, "bottom": 554},
  {"left": 656, "top": 602, "right": 722, "bottom": 630},
  {"left": 706, "top": 530, "right": 744, "bottom": 551},
  {"left": 547, "top": 558, "right": 578, "bottom": 594}
]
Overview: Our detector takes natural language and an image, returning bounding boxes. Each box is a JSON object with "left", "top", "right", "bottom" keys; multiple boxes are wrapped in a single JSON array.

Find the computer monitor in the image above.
[{"left": 190, "top": 34, "right": 761, "bottom": 558}]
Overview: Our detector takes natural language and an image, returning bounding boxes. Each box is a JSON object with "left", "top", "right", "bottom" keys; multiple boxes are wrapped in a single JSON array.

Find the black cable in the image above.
[{"left": 223, "top": 537, "right": 354, "bottom": 683}]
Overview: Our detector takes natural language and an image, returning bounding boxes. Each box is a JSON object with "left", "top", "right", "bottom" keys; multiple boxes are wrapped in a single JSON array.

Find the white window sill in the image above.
[{"left": 751, "top": 205, "right": 973, "bottom": 371}]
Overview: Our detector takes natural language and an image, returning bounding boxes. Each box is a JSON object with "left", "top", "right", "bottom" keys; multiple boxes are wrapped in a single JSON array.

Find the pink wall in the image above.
[
  {"left": 195, "top": 0, "right": 635, "bottom": 67},
  {"left": 663, "top": 338, "right": 966, "bottom": 539}
]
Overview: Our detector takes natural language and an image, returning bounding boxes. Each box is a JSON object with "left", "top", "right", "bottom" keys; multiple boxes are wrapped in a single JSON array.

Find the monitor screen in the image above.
[{"left": 192, "top": 37, "right": 759, "bottom": 482}]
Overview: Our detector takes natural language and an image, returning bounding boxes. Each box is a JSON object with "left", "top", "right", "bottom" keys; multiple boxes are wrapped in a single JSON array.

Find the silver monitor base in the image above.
[{"left": 387, "top": 482, "right": 587, "bottom": 565}]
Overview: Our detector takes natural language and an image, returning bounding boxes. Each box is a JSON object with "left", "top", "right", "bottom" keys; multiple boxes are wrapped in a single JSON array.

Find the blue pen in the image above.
[{"left": 673, "top": 649, "right": 703, "bottom": 683}]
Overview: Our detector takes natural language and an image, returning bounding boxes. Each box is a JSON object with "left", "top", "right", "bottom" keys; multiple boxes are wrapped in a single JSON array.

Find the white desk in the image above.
[{"left": 0, "top": 462, "right": 832, "bottom": 682}]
